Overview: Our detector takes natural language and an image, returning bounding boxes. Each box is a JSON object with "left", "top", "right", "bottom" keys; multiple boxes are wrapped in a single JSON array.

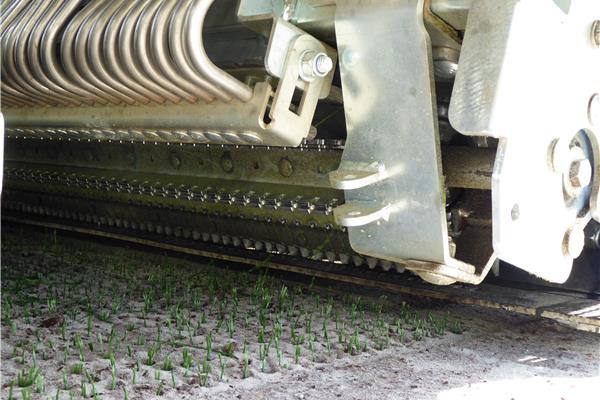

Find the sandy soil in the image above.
[{"left": 1, "top": 227, "right": 598, "bottom": 400}]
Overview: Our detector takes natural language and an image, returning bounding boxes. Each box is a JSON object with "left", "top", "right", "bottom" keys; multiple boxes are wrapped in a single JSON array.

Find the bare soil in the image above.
[{"left": 1, "top": 227, "right": 598, "bottom": 400}]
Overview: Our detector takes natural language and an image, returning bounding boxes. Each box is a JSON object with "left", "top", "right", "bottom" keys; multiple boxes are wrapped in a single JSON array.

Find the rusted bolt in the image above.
[
  {"left": 562, "top": 226, "right": 585, "bottom": 258},
  {"left": 220, "top": 153, "right": 234, "bottom": 173},
  {"left": 169, "top": 152, "right": 181, "bottom": 169},
  {"left": 592, "top": 20, "right": 600, "bottom": 48},
  {"left": 278, "top": 157, "right": 294, "bottom": 177}
]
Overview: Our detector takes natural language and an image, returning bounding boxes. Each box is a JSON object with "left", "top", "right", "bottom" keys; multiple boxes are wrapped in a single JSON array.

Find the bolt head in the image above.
[
  {"left": 300, "top": 52, "right": 333, "bottom": 82},
  {"left": 569, "top": 158, "right": 592, "bottom": 189},
  {"left": 314, "top": 54, "right": 333, "bottom": 76}
]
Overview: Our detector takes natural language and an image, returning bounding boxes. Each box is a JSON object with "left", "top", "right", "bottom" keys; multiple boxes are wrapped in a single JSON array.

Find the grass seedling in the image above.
[
  {"left": 145, "top": 346, "right": 157, "bottom": 366},
  {"left": 162, "top": 355, "right": 173, "bottom": 371},
  {"left": 123, "top": 387, "right": 129, "bottom": 400},
  {"left": 72, "top": 363, "right": 83, "bottom": 375},
  {"left": 199, "top": 358, "right": 211, "bottom": 386},
  {"left": 34, "top": 374, "right": 45, "bottom": 394},
  {"left": 110, "top": 362, "right": 117, "bottom": 390},
  {"left": 21, "top": 387, "right": 31, "bottom": 400},
  {"left": 17, "top": 366, "right": 40, "bottom": 388},
  {"left": 218, "top": 354, "right": 225, "bottom": 380},
  {"left": 206, "top": 332, "right": 213, "bottom": 360},
  {"left": 258, "top": 326, "right": 265, "bottom": 343},
  {"left": 413, "top": 328, "right": 424, "bottom": 341},
  {"left": 182, "top": 348, "right": 193, "bottom": 369},
  {"left": 449, "top": 320, "right": 463, "bottom": 334},
  {"left": 242, "top": 344, "right": 249, "bottom": 379},
  {"left": 295, "top": 343, "right": 301, "bottom": 364},
  {"left": 156, "top": 380, "right": 164, "bottom": 395},
  {"left": 86, "top": 314, "right": 92, "bottom": 335},
  {"left": 62, "top": 371, "right": 68, "bottom": 390}
]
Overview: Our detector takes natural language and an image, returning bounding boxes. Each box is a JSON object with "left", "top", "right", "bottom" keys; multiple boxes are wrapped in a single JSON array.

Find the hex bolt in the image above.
[
  {"left": 300, "top": 51, "right": 333, "bottom": 82},
  {"left": 562, "top": 226, "right": 585, "bottom": 258},
  {"left": 592, "top": 20, "right": 600, "bottom": 48}
]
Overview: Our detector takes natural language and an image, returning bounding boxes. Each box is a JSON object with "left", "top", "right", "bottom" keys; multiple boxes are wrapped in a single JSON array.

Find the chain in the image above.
[{"left": 4, "top": 167, "right": 340, "bottom": 217}]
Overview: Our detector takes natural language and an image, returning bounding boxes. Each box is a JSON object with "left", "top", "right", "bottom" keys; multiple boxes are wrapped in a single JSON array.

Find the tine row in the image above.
[{"left": 0, "top": 0, "right": 253, "bottom": 108}]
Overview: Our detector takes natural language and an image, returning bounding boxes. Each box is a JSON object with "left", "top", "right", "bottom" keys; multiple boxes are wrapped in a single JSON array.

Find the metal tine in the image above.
[
  {"left": 41, "top": 0, "right": 108, "bottom": 105},
  {"left": 2, "top": 0, "right": 58, "bottom": 106},
  {"left": 11, "top": 0, "right": 75, "bottom": 106},
  {"left": 169, "top": 0, "right": 232, "bottom": 102},
  {"left": 1, "top": 83, "right": 37, "bottom": 107},
  {"left": 1, "top": 0, "right": 28, "bottom": 32},
  {"left": 73, "top": 0, "right": 136, "bottom": 105},
  {"left": 61, "top": 0, "right": 121, "bottom": 105},
  {"left": 185, "top": 0, "right": 253, "bottom": 102},
  {"left": 1, "top": 89, "right": 35, "bottom": 107},
  {"left": 103, "top": 0, "right": 166, "bottom": 104},
  {"left": 150, "top": 0, "right": 214, "bottom": 102},
  {"left": 0, "top": 1, "right": 48, "bottom": 106},
  {"left": 88, "top": 0, "right": 152, "bottom": 105},
  {"left": 27, "top": 0, "right": 91, "bottom": 105},
  {"left": 118, "top": 0, "right": 182, "bottom": 104},
  {"left": 134, "top": 0, "right": 197, "bottom": 103}
]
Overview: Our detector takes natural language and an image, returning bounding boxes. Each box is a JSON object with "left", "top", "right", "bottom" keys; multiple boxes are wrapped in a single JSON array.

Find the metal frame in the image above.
[
  {"left": 450, "top": 0, "right": 600, "bottom": 283},
  {"left": 330, "top": 0, "right": 495, "bottom": 285},
  {"left": 1, "top": 0, "right": 336, "bottom": 147}
]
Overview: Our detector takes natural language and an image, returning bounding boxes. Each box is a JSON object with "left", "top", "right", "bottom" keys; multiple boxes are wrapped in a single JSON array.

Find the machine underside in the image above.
[{"left": 1, "top": 0, "right": 599, "bottom": 287}]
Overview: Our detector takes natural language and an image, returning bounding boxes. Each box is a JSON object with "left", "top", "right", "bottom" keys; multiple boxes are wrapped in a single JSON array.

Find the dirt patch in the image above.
[{"left": 1, "top": 227, "right": 598, "bottom": 399}]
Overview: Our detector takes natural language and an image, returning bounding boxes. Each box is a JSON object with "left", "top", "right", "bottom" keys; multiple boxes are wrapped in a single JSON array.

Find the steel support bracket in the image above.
[
  {"left": 332, "top": 0, "right": 495, "bottom": 285},
  {"left": 449, "top": 0, "right": 600, "bottom": 283}
]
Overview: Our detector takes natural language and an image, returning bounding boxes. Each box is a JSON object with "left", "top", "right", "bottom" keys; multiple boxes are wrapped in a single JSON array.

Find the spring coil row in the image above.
[{"left": 0, "top": 0, "right": 253, "bottom": 108}]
